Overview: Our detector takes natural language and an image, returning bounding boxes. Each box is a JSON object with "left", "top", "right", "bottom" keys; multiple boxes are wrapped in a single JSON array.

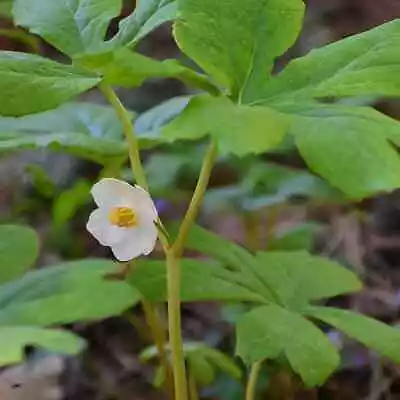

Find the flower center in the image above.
[{"left": 108, "top": 207, "right": 137, "bottom": 228}]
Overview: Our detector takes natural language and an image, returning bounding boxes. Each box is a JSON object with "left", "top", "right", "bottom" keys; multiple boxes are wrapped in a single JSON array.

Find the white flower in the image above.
[{"left": 86, "top": 178, "right": 158, "bottom": 261}]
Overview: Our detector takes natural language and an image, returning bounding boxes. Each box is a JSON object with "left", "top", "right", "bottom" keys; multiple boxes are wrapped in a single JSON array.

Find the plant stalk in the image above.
[
  {"left": 142, "top": 301, "right": 174, "bottom": 398},
  {"left": 166, "top": 250, "right": 188, "bottom": 400},
  {"left": 100, "top": 83, "right": 174, "bottom": 397},
  {"left": 173, "top": 141, "right": 217, "bottom": 257},
  {"left": 99, "top": 83, "right": 148, "bottom": 191},
  {"left": 188, "top": 370, "right": 199, "bottom": 400},
  {"left": 246, "top": 361, "right": 262, "bottom": 400}
]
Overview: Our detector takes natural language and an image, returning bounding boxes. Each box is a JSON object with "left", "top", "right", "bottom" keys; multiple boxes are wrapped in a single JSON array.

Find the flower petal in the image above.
[
  {"left": 110, "top": 221, "right": 158, "bottom": 261},
  {"left": 129, "top": 185, "right": 158, "bottom": 224},
  {"left": 86, "top": 208, "right": 126, "bottom": 246},
  {"left": 91, "top": 178, "right": 140, "bottom": 208}
]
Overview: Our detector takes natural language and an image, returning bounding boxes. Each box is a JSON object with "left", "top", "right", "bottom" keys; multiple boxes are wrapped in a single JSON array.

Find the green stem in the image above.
[
  {"left": 246, "top": 361, "right": 262, "bottom": 400},
  {"left": 166, "top": 250, "right": 188, "bottom": 400},
  {"left": 173, "top": 141, "right": 217, "bottom": 257},
  {"left": 243, "top": 212, "right": 260, "bottom": 252},
  {"left": 99, "top": 83, "right": 148, "bottom": 191},
  {"left": 142, "top": 301, "right": 175, "bottom": 399},
  {"left": 188, "top": 370, "right": 199, "bottom": 400},
  {"left": 100, "top": 83, "right": 174, "bottom": 397}
]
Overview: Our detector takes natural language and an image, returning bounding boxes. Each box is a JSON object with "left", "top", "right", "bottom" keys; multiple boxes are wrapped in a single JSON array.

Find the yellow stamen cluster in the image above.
[{"left": 108, "top": 207, "right": 137, "bottom": 228}]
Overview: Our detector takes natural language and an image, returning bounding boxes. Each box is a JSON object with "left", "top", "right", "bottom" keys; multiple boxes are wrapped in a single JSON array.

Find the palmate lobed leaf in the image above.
[
  {"left": 13, "top": 0, "right": 122, "bottom": 55},
  {"left": 307, "top": 307, "right": 400, "bottom": 363},
  {"left": 253, "top": 19, "right": 400, "bottom": 104},
  {"left": 162, "top": 94, "right": 289, "bottom": 156},
  {"left": 0, "top": 326, "right": 85, "bottom": 366},
  {"left": 254, "top": 251, "right": 362, "bottom": 311},
  {"left": 0, "top": 259, "right": 139, "bottom": 326},
  {"left": 174, "top": 0, "right": 305, "bottom": 100},
  {"left": 0, "top": 52, "right": 100, "bottom": 117},
  {"left": 236, "top": 304, "right": 340, "bottom": 386},
  {"left": 272, "top": 103, "right": 400, "bottom": 199},
  {"left": 111, "top": 0, "right": 177, "bottom": 48},
  {"left": 129, "top": 258, "right": 264, "bottom": 303},
  {"left": 0, "top": 102, "right": 162, "bottom": 165},
  {"left": 0, "top": 225, "right": 39, "bottom": 285}
]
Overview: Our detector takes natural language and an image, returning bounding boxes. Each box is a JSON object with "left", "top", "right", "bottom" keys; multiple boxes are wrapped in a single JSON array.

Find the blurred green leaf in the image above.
[
  {"left": 204, "top": 162, "right": 343, "bottom": 213},
  {"left": 0, "top": 52, "right": 99, "bottom": 116},
  {"left": 52, "top": 179, "right": 91, "bottom": 227},
  {"left": 13, "top": 0, "right": 122, "bottom": 55},
  {"left": 0, "top": 1, "right": 12, "bottom": 18},
  {"left": 129, "top": 258, "right": 264, "bottom": 303},
  {"left": 0, "top": 225, "right": 39, "bottom": 284},
  {"left": 141, "top": 341, "right": 241, "bottom": 386},
  {"left": 174, "top": 0, "right": 304, "bottom": 99},
  {"left": 254, "top": 20, "right": 400, "bottom": 103},
  {"left": 145, "top": 151, "right": 198, "bottom": 193},
  {"left": 254, "top": 251, "right": 362, "bottom": 310},
  {"left": 0, "top": 326, "right": 85, "bottom": 366},
  {"left": 188, "top": 353, "right": 216, "bottom": 386},
  {"left": 268, "top": 223, "right": 321, "bottom": 251},
  {"left": 163, "top": 94, "right": 288, "bottom": 156},
  {"left": 236, "top": 304, "right": 339, "bottom": 386},
  {"left": 112, "top": 0, "right": 177, "bottom": 47},
  {"left": 308, "top": 307, "right": 400, "bottom": 363},
  {"left": 0, "top": 259, "right": 139, "bottom": 326},
  {"left": 25, "top": 164, "right": 56, "bottom": 199}
]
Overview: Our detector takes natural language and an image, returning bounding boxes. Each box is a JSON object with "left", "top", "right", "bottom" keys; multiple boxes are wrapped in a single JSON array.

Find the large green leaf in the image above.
[
  {"left": 236, "top": 305, "right": 339, "bottom": 386},
  {"left": 0, "top": 52, "right": 100, "bottom": 116},
  {"left": 128, "top": 259, "right": 264, "bottom": 303},
  {"left": 0, "top": 259, "right": 139, "bottom": 326},
  {"left": 134, "top": 96, "right": 191, "bottom": 139},
  {"left": 0, "top": 225, "right": 39, "bottom": 285},
  {"left": 254, "top": 251, "right": 361, "bottom": 311},
  {"left": 174, "top": 0, "right": 304, "bottom": 100},
  {"left": 171, "top": 224, "right": 254, "bottom": 272},
  {"left": 0, "top": 102, "right": 133, "bottom": 164},
  {"left": 308, "top": 307, "right": 400, "bottom": 363},
  {"left": 254, "top": 19, "right": 400, "bottom": 104},
  {"left": 169, "top": 224, "right": 274, "bottom": 299},
  {"left": 0, "top": 326, "right": 85, "bottom": 366},
  {"left": 279, "top": 103, "right": 400, "bottom": 199},
  {"left": 0, "top": 131, "right": 127, "bottom": 164},
  {"left": 13, "top": 0, "right": 122, "bottom": 55},
  {"left": 163, "top": 94, "right": 288, "bottom": 155},
  {"left": 111, "top": 0, "right": 177, "bottom": 47},
  {"left": 76, "top": 48, "right": 209, "bottom": 88}
]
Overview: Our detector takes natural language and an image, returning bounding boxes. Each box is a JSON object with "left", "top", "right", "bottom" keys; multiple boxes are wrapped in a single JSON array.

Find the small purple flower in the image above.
[{"left": 155, "top": 199, "right": 170, "bottom": 214}]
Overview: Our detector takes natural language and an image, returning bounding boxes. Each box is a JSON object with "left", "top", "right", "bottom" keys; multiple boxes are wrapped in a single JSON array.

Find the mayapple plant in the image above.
[{"left": 0, "top": 0, "right": 400, "bottom": 399}]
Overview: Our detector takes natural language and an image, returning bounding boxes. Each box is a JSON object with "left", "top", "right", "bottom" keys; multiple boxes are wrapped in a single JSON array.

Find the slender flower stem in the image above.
[
  {"left": 99, "top": 83, "right": 148, "bottom": 191},
  {"left": 173, "top": 141, "right": 217, "bottom": 257},
  {"left": 166, "top": 250, "right": 188, "bottom": 400},
  {"left": 188, "top": 370, "right": 199, "bottom": 400},
  {"left": 101, "top": 84, "right": 218, "bottom": 400},
  {"left": 100, "top": 83, "right": 174, "bottom": 397},
  {"left": 142, "top": 301, "right": 174, "bottom": 398},
  {"left": 246, "top": 361, "right": 262, "bottom": 400}
]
